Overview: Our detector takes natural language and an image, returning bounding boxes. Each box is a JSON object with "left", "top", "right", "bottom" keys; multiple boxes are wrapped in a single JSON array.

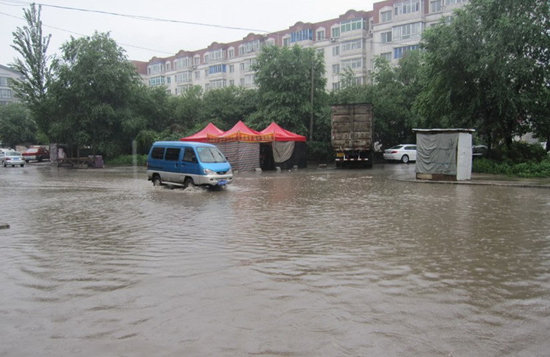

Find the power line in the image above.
[
  {"left": 3, "top": 0, "right": 271, "bottom": 33},
  {"left": 0, "top": 9, "right": 176, "bottom": 56}
]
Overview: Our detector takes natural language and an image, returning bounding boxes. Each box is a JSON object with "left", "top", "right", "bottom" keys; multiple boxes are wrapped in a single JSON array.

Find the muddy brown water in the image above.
[{"left": 1, "top": 164, "right": 549, "bottom": 356}]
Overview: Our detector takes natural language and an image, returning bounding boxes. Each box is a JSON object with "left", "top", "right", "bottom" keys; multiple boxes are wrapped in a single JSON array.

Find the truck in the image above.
[{"left": 331, "top": 103, "right": 374, "bottom": 168}]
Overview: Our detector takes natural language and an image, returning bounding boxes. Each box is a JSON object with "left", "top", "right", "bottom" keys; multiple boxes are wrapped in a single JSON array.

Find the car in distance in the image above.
[
  {"left": 383, "top": 144, "right": 417, "bottom": 163},
  {"left": 2, "top": 150, "right": 25, "bottom": 167},
  {"left": 22, "top": 146, "right": 49, "bottom": 162}
]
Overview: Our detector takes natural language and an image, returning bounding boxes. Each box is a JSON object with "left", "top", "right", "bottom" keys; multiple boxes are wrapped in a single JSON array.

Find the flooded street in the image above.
[{"left": 1, "top": 164, "right": 549, "bottom": 356}]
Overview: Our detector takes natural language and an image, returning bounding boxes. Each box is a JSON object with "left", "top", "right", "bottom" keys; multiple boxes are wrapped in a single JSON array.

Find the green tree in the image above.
[
  {"left": 0, "top": 103, "right": 37, "bottom": 148},
  {"left": 9, "top": 4, "right": 51, "bottom": 135},
  {"left": 202, "top": 86, "right": 258, "bottom": 130},
  {"left": 46, "top": 32, "right": 142, "bottom": 157},
  {"left": 418, "top": 0, "right": 550, "bottom": 150},
  {"left": 251, "top": 45, "right": 327, "bottom": 139},
  {"left": 373, "top": 53, "right": 423, "bottom": 147},
  {"left": 172, "top": 85, "right": 204, "bottom": 132}
]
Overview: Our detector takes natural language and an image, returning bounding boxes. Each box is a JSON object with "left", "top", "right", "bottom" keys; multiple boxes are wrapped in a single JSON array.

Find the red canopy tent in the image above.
[
  {"left": 207, "top": 120, "right": 273, "bottom": 143},
  {"left": 259, "top": 122, "right": 307, "bottom": 142},
  {"left": 180, "top": 123, "right": 224, "bottom": 142}
]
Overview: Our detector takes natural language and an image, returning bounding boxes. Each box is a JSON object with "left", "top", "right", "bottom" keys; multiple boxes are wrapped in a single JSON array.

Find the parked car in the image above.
[
  {"left": 383, "top": 144, "right": 417, "bottom": 163},
  {"left": 22, "top": 146, "right": 49, "bottom": 162},
  {"left": 2, "top": 151, "right": 25, "bottom": 167},
  {"left": 472, "top": 145, "right": 488, "bottom": 158}
]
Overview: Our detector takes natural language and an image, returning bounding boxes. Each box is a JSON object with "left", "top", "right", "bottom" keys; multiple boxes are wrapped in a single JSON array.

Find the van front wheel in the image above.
[
  {"left": 152, "top": 176, "right": 162, "bottom": 186},
  {"left": 183, "top": 177, "right": 193, "bottom": 189}
]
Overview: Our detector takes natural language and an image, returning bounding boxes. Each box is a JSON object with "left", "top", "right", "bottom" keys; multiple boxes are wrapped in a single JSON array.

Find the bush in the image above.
[
  {"left": 473, "top": 157, "right": 550, "bottom": 177},
  {"left": 307, "top": 141, "right": 334, "bottom": 164},
  {"left": 106, "top": 154, "right": 148, "bottom": 166},
  {"left": 488, "top": 142, "right": 547, "bottom": 164}
]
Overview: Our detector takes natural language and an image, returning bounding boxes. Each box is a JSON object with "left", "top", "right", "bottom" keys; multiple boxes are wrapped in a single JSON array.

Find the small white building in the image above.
[{"left": 413, "top": 128, "right": 475, "bottom": 181}]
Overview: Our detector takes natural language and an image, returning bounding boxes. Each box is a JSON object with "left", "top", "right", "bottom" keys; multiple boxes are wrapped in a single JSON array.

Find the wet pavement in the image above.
[{"left": 1, "top": 163, "right": 549, "bottom": 356}]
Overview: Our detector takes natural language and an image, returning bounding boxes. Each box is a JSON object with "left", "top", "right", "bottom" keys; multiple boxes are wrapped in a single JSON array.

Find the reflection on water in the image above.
[{"left": 1, "top": 164, "right": 549, "bottom": 356}]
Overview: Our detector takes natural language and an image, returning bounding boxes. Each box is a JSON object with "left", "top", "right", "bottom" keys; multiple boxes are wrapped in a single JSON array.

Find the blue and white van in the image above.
[{"left": 147, "top": 141, "right": 233, "bottom": 188}]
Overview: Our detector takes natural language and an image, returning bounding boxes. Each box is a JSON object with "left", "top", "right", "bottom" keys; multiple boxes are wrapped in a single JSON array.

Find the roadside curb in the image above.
[{"left": 395, "top": 177, "right": 550, "bottom": 189}]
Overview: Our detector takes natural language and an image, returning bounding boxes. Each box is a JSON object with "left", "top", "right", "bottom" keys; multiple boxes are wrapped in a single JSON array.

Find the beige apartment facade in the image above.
[
  {"left": 0, "top": 64, "right": 22, "bottom": 105},
  {"left": 137, "top": 0, "right": 468, "bottom": 94}
]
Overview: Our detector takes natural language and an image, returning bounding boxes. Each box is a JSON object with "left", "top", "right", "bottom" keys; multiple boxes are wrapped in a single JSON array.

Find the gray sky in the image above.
[{"left": 0, "top": 0, "right": 377, "bottom": 65}]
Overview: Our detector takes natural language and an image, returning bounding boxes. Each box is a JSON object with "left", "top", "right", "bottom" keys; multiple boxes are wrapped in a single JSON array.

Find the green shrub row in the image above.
[{"left": 473, "top": 158, "right": 550, "bottom": 178}]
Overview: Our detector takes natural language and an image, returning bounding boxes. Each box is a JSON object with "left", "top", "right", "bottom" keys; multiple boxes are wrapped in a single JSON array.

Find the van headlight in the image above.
[{"left": 203, "top": 168, "right": 216, "bottom": 175}]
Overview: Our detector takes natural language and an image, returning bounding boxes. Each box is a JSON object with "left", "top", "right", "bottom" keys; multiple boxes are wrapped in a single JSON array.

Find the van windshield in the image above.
[{"left": 196, "top": 147, "right": 226, "bottom": 163}]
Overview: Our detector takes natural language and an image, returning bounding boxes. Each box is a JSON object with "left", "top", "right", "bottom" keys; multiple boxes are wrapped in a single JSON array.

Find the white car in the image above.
[
  {"left": 2, "top": 150, "right": 25, "bottom": 167},
  {"left": 383, "top": 144, "right": 417, "bottom": 163}
]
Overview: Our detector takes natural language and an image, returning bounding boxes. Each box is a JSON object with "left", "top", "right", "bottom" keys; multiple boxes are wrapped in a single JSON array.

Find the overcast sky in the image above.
[{"left": 0, "top": 0, "right": 377, "bottom": 66}]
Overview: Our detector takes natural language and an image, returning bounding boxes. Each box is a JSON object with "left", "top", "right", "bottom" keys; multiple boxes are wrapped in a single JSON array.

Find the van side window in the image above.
[
  {"left": 165, "top": 148, "right": 180, "bottom": 161},
  {"left": 182, "top": 148, "right": 197, "bottom": 163},
  {"left": 151, "top": 147, "right": 165, "bottom": 159}
]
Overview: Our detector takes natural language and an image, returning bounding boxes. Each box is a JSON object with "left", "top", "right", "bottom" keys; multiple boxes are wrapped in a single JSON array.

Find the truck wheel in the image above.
[{"left": 401, "top": 155, "right": 409, "bottom": 164}]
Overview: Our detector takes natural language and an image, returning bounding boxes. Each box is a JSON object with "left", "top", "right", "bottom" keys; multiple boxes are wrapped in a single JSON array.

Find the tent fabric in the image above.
[
  {"left": 216, "top": 142, "right": 260, "bottom": 172},
  {"left": 416, "top": 133, "right": 458, "bottom": 175},
  {"left": 260, "top": 122, "right": 307, "bottom": 142},
  {"left": 180, "top": 123, "right": 224, "bottom": 142},
  {"left": 272, "top": 141, "right": 295, "bottom": 163},
  {"left": 208, "top": 121, "right": 273, "bottom": 143}
]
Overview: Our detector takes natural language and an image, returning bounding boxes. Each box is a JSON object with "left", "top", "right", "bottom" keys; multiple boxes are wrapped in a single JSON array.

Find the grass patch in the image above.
[
  {"left": 105, "top": 154, "right": 148, "bottom": 166},
  {"left": 473, "top": 158, "right": 550, "bottom": 178}
]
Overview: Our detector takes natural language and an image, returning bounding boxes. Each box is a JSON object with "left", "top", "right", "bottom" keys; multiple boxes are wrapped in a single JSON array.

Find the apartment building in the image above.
[
  {"left": 137, "top": 0, "right": 467, "bottom": 94},
  {"left": 0, "top": 64, "right": 22, "bottom": 105}
]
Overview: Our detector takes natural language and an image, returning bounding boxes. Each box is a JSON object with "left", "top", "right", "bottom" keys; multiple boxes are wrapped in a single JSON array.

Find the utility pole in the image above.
[{"left": 309, "top": 61, "right": 314, "bottom": 140}]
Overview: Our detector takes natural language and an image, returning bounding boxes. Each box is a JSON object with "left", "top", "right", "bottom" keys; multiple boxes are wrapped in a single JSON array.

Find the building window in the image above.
[
  {"left": 392, "top": 22, "right": 422, "bottom": 41},
  {"left": 208, "top": 49, "right": 224, "bottom": 62},
  {"left": 147, "top": 63, "right": 163, "bottom": 75},
  {"left": 341, "top": 18, "right": 365, "bottom": 33},
  {"left": 381, "top": 31, "right": 392, "bottom": 43},
  {"left": 175, "top": 71, "right": 192, "bottom": 83},
  {"left": 165, "top": 62, "right": 171, "bottom": 72},
  {"left": 332, "top": 82, "right": 340, "bottom": 91},
  {"left": 148, "top": 76, "right": 165, "bottom": 86},
  {"left": 341, "top": 39, "right": 362, "bottom": 52},
  {"left": 195, "top": 71, "right": 200, "bottom": 80},
  {"left": 209, "top": 79, "right": 226, "bottom": 89},
  {"left": 208, "top": 64, "right": 227, "bottom": 74},
  {"left": 341, "top": 57, "right": 363, "bottom": 70},
  {"left": 332, "top": 64, "right": 340, "bottom": 74},
  {"left": 174, "top": 57, "right": 191, "bottom": 70},
  {"left": 332, "top": 46, "right": 340, "bottom": 56},
  {"left": 331, "top": 26, "right": 340, "bottom": 39},
  {"left": 229, "top": 64, "right": 234, "bottom": 73},
  {"left": 446, "top": 0, "right": 465, "bottom": 5},
  {"left": 316, "top": 29, "right": 325, "bottom": 41},
  {"left": 381, "top": 10, "right": 392, "bottom": 23},
  {"left": 193, "top": 56, "right": 200, "bottom": 66},
  {"left": 380, "top": 52, "right": 392, "bottom": 61},
  {"left": 228, "top": 48, "right": 234, "bottom": 58},
  {"left": 283, "top": 37, "right": 290, "bottom": 46},
  {"left": 239, "top": 40, "right": 260, "bottom": 55},
  {"left": 0, "top": 88, "right": 13, "bottom": 99},
  {"left": 317, "top": 48, "right": 325, "bottom": 57},
  {"left": 430, "top": 0, "right": 442, "bottom": 12},
  {"left": 229, "top": 80, "right": 234, "bottom": 86},
  {"left": 240, "top": 59, "right": 255, "bottom": 72},
  {"left": 394, "top": 0, "right": 420, "bottom": 15},
  {"left": 0, "top": 77, "right": 9, "bottom": 86},
  {"left": 290, "top": 29, "right": 313, "bottom": 43},
  {"left": 393, "top": 44, "right": 419, "bottom": 59}
]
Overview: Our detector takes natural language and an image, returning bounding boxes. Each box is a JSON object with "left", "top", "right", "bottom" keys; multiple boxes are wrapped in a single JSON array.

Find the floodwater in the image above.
[{"left": 1, "top": 163, "right": 549, "bottom": 356}]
